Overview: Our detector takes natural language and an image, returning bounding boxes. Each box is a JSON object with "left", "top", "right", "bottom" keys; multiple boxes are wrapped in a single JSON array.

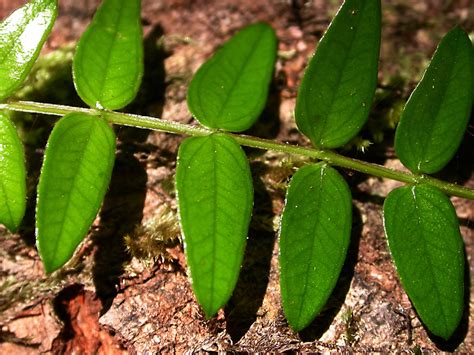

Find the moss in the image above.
[
  {"left": 124, "top": 205, "right": 181, "bottom": 262},
  {"left": 255, "top": 151, "right": 310, "bottom": 192}
]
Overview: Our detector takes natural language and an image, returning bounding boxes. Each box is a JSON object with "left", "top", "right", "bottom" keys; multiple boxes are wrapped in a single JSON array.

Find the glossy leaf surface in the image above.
[
  {"left": 187, "top": 23, "right": 277, "bottom": 132},
  {"left": 295, "top": 0, "right": 381, "bottom": 148},
  {"left": 0, "top": 0, "right": 57, "bottom": 100},
  {"left": 37, "top": 113, "right": 116, "bottom": 273},
  {"left": 0, "top": 112, "right": 26, "bottom": 231},
  {"left": 383, "top": 184, "right": 464, "bottom": 339},
  {"left": 73, "top": 0, "right": 143, "bottom": 110},
  {"left": 395, "top": 27, "right": 473, "bottom": 174},
  {"left": 280, "top": 163, "right": 352, "bottom": 331},
  {"left": 176, "top": 134, "right": 253, "bottom": 317}
]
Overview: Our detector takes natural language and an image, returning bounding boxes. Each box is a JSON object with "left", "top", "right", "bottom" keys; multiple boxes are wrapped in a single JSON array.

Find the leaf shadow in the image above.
[
  {"left": 432, "top": 112, "right": 474, "bottom": 186},
  {"left": 91, "top": 149, "right": 147, "bottom": 313},
  {"left": 91, "top": 23, "right": 168, "bottom": 313},
  {"left": 17, "top": 140, "right": 51, "bottom": 247},
  {"left": 298, "top": 201, "right": 363, "bottom": 341},
  {"left": 224, "top": 164, "right": 277, "bottom": 342},
  {"left": 243, "top": 76, "right": 282, "bottom": 141}
]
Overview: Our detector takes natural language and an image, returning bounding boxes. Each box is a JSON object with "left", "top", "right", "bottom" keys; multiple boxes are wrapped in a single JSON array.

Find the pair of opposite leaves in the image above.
[
  {"left": 0, "top": 0, "right": 472, "bottom": 340},
  {"left": 0, "top": 0, "right": 142, "bottom": 271}
]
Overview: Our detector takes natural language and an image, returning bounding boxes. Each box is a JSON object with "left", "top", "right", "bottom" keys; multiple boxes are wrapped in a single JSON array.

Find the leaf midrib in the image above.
[
  {"left": 410, "top": 187, "right": 449, "bottom": 329},
  {"left": 209, "top": 137, "right": 218, "bottom": 312},
  {"left": 97, "top": 0, "right": 127, "bottom": 105},
  {"left": 410, "top": 42, "right": 458, "bottom": 171},
  {"left": 212, "top": 27, "right": 266, "bottom": 126},
  {"left": 317, "top": 5, "right": 365, "bottom": 146},
  {"left": 294, "top": 168, "right": 326, "bottom": 325},
  {"left": 45, "top": 119, "right": 97, "bottom": 268}
]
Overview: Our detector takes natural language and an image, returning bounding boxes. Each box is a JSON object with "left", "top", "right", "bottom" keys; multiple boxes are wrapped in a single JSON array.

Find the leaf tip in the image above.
[
  {"left": 43, "top": 262, "right": 59, "bottom": 275},
  {"left": 287, "top": 317, "right": 310, "bottom": 333},
  {"left": 1, "top": 221, "right": 19, "bottom": 234},
  {"left": 427, "top": 320, "right": 460, "bottom": 341},
  {"left": 201, "top": 305, "right": 219, "bottom": 320}
]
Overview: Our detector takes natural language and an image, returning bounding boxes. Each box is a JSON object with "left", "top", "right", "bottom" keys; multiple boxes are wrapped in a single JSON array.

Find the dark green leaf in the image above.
[
  {"left": 295, "top": 0, "right": 381, "bottom": 148},
  {"left": 383, "top": 184, "right": 464, "bottom": 339},
  {"left": 279, "top": 163, "right": 352, "bottom": 331},
  {"left": 73, "top": 0, "right": 143, "bottom": 110},
  {"left": 395, "top": 27, "right": 473, "bottom": 174},
  {"left": 0, "top": 112, "right": 26, "bottom": 231},
  {"left": 176, "top": 134, "right": 253, "bottom": 317},
  {"left": 37, "top": 113, "right": 116, "bottom": 273},
  {"left": 0, "top": 0, "right": 57, "bottom": 101},
  {"left": 187, "top": 23, "right": 277, "bottom": 132}
]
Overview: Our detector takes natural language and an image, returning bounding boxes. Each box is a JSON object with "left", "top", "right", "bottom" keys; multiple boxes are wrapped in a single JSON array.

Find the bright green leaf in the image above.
[
  {"left": 279, "top": 163, "right": 352, "bottom": 331},
  {"left": 176, "top": 134, "right": 253, "bottom": 317},
  {"left": 187, "top": 23, "right": 277, "bottom": 132},
  {"left": 0, "top": 0, "right": 57, "bottom": 101},
  {"left": 0, "top": 112, "right": 26, "bottom": 231},
  {"left": 395, "top": 28, "right": 473, "bottom": 174},
  {"left": 295, "top": 0, "right": 381, "bottom": 148},
  {"left": 36, "top": 113, "right": 116, "bottom": 273},
  {"left": 383, "top": 184, "right": 464, "bottom": 339},
  {"left": 72, "top": 0, "right": 143, "bottom": 110}
]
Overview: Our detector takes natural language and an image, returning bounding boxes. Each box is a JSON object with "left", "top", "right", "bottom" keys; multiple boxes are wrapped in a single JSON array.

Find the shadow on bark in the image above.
[
  {"left": 224, "top": 167, "right": 277, "bottom": 342},
  {"left": 244, "top": 77, "right": 282, "bottom": 142},
  {"left": 92, "top": 24, "right": 167, "bottom": 313},
  {"left": 92, "top": 150, "right": 147, "bottom": 313}
]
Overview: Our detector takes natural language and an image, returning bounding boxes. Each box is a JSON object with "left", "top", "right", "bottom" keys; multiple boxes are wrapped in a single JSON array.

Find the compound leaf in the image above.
[
  {"left": 176, "top": 134, "right": 253, "bottom": 317},
  {"left": 395, "top": 27, "right": 473, "bottom": 174},
  {"left": 0, "top": 0, "right": 57, "bottom": 101},
  {"left": 383, "top": 184, "right": 464, "bottom": 339},
  {"left": 187, "top": 23, "right": 277, "bottom": 132},
  {"left": 280, "top": 163, "right": 352, "bottom": 331},
  {"left": 0, "top": 112, "right": 26, "bottom": 231},
  {"left": 37, "top": 113, "right": 116, "bottom": 273},
  {"left": 295, "top": 0, "right": 381, "bottom": 148},
  {"left": 73, "top": 0, "right": 143, "bottom": 110}
]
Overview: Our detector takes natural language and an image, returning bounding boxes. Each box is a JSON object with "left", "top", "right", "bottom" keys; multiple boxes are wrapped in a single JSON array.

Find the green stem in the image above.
[{"left": 2, "top": 99, "right": 473, "bottom": 200}]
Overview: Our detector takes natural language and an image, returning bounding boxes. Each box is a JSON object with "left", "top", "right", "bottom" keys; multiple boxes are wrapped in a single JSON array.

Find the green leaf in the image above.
[
  {"left": 36, "top": 113, "right": 116, "bottom": 273},
  {"left": 187, "top": 23, "right": 277, "bottom": 132},
  {"left": 383, "top": 184, "right": 464, "bottom": 339},
  {"left": 279, "top": 163, "right": 352, "bottom": 331},
  {"left": 176, "top": 134, "right": 253, "bottom": 317},
  {"left": 395, "top": 28, "right": 473, "bottom": 174},
  {"left": 0, "top": 112, "right": 26, "bottom": 231},
  {"left": 295, "top": 0, "right": 381, "bottom": 148},
  {"left": 0, "top": 0, "right": 57, "bottom": 101},
  {"left": 72, "top": 0, "right": 143, "bottom": 110}
]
